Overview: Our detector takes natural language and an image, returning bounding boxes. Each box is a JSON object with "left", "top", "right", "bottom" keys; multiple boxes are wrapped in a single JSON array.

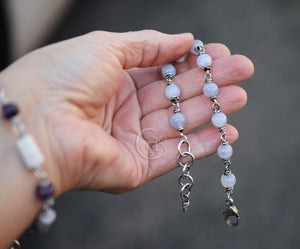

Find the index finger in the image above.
[{"left": 128, "top": 43, "right": 231, "bottom": 90}]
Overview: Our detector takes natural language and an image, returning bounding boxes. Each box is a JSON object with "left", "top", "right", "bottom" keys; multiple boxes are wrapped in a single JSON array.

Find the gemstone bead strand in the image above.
[
  {"left": 161, "top": 63, "right": 195, "bottom": 213},
  {"left": 0, "top": 90, "right": 57, "bottom": 240},
  {"left": 193, "top": 39, "right": 240, "bottom": 226}
]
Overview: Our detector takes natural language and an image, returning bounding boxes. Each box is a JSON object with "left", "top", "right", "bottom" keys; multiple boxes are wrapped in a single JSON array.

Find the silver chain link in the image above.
[
  {"left": 177, "top": 135, "right": 195, "bottom": 212},
  {"left": 211, "top": 98, "right": 221, "bottom": 113}
]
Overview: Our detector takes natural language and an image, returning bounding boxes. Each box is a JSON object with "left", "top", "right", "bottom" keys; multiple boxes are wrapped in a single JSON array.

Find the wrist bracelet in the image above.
[{"left": 0, "top": 90, "right": 57, "bottom": 247}]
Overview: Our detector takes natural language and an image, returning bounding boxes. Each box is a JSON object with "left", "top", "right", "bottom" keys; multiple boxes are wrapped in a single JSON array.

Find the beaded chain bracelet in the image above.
[
  {"left": 161, "top": 63, "right": 195, "bottom": 213},
  {"left": 162, "top": 39, "right": 240, "bottom": 226},
  {"left": 0, "top": 90, "right": 57, "bottom": 248},
  {"left": 191, "top": 39, "right": 240, "bottom": 226}
]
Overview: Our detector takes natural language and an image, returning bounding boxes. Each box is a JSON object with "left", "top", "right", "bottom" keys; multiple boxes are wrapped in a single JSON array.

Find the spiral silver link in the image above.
[
  {"left": 223, "top": 159, "right": 232, "bottom": 175},
  {"left": 219, "top": 127, "right": 227, "bottom": 143},
  {"left": 211, "top": 98, "right": 221, "bottom": 113}
]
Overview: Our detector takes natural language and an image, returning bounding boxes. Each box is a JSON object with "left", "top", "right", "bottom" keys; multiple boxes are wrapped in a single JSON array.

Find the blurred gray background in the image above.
[{"left": 19, "top": 0, "right": 300, "bottom": 248}]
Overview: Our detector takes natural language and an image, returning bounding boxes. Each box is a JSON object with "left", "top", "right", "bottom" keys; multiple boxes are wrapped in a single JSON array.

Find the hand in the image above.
[{"left": 0, "top": 30, "right": 254, "bottom": 196}]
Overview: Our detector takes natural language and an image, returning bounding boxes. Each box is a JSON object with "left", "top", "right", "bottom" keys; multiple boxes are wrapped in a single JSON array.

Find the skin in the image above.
[{"left": 0, "top": 30, "right": 254, "bottom": 248}]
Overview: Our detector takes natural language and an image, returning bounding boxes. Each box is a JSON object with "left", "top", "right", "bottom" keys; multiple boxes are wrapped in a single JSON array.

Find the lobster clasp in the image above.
[{"left": 223, "top": 204, "right": 240, "bottom": 227}]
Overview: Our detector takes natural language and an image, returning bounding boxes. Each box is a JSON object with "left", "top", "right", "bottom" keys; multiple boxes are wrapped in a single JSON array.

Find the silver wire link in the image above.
[
  {"left": 219, "top": 127, "right": 227, "bottom": 143},
  {"left": 11, "top": 116, "right": 27, "bottom": 137},
  {"left": 199, "top": 46, "right": 205, "bottom": 54},
  {"left": 178, "top": 173, "right": 194, "bottom": 188},
  {"left": 179, "top": 170, "right": 194, "bottom": 212},
  {"left": 172, "top": 100, "right": 180, "bottom": 113},
  {"left": 194, "top": 42, "right": 205, "bottom": 54},
  {"left": 211, "top": 98, "right": 221, "bottom": 113},
  {"left": 204, "top": 70, "right": 212, "bottom": 83},
  {"left": 177, "top": 151, "right": 194, "bottom": 168},
  {"left": 177, "top": 139, "right": 191, "bottom": 157},
  {"left": 223, "top": 159, "right": 232, "bottom": 175},
  {"left": 165, "top": 73, "right": 174, "bottom": 82},
  {"left": 34, "top": 169, "right": 48, "bottom": 182},
  {"left": 177, "top": 134, "right": 195, "bottom": 212}
]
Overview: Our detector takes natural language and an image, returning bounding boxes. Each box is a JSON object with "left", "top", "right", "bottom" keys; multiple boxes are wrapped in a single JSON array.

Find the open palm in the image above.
[{"left": 2, "top": 31, "right": 253, "bottom": 196}]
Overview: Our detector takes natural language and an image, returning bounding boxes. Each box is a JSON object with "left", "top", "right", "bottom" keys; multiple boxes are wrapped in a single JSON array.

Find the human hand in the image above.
[{"left": 0, "top": 30, "right": 254, "bottom": 196}]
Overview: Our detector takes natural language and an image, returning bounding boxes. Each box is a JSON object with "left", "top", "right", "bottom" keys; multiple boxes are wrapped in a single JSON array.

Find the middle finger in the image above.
[{"left": 138, "top": 54, "right": 253, "bottom": 116}]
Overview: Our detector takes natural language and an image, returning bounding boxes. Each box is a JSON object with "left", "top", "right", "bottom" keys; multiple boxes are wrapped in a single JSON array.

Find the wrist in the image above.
[
  {"left": 0, "top": 67, "right": 63, "bottom": 195},
  {"left": 0, "top": 87, "right": 59, "bottom": 247},
  {"left": 0, "top": 119, "right": 43, "bottom": 247}
]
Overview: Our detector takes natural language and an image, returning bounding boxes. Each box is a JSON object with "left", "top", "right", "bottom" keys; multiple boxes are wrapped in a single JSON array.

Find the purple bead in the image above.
[
  {"left": 2, "top": 103, "right": 19, "bottom": 119},
  {"left": 36, "top": 182, "right": 55, "bottom": 200}
]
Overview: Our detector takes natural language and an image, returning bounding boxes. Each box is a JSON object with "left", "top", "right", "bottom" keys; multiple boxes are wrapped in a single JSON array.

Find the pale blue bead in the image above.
[
  {"left": 170, "top": 112, "right": 186, "bottom": 129},
  {"left": 162, "top": 64, "right": 176, "bottom": 78},
  {"left": 212, "top": 112, "right": 227, "bottom": 128},
  {"left": 217, "top": 144, "right": 233, "bottom": 159},
  {"left": 190, "top": 39, "right": 204, "bottom": 55},
  {"left": 36, "top": 208, "right": 57, "bottom": 233},
  {"left": 176, "top": 54, "right": 188, "bottom": 63},
  {"left": 221, "top": 173, "right": 236, "bottom": 188},
  {"left": 203, "top": 82, "right": 219, "bottom": 98},
  {"left": 197, "top": 54, "right": 212, "bottom": 69},
  {"left": 165, "top": 83, "right": 180, "bottom": 100}
]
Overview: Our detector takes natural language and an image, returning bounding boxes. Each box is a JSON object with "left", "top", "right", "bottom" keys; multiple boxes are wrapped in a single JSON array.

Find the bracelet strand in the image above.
[
  {"left": 0, "top": 90, "right": 57, "bottom": 248},
  {"left": 161, "top": 63, "right": 195, "bottom": 213},
  {"left": 192, "top": 40, "right": 240, "bottom": 226}
]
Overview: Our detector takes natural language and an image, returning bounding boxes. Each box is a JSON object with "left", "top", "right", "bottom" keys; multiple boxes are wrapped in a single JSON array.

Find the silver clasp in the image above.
[{"left": 223, "top": 204, "right": 240, "bottom": 227}]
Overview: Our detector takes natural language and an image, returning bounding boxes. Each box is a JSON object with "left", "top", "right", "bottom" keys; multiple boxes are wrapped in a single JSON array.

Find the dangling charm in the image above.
[
  {"left": 192, "top": 39, "right": 240, "bottom": 226},
  {"left": 161, "top": 62, "right": 195, "bottom": 213}
]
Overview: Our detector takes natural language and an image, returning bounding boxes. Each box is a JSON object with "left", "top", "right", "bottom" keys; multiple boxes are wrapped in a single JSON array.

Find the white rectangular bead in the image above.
[{"left": 16, "top": 134, "right": 45, "bottom": 170}]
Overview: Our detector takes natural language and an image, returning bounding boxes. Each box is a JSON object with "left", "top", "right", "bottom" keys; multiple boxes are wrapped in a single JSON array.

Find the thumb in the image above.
[{"left": 93, "top": 30, "right": 194, "bottom": 69}]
